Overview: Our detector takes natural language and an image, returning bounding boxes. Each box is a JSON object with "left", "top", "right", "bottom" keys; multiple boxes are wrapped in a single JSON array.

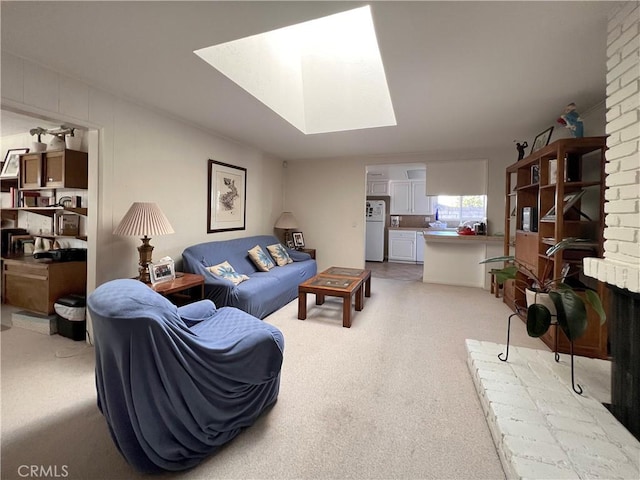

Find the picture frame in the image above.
[
  {"left": 149, "top": 259, "right": 176, "bottom": 285},
  {"left": 530, "top": 127, "right": 554, "bottom": 155},
  {"left": 531, "top": 164, "right": 540, "bottom": 184},
  {"left": 286, "top": 239, "right": 295, "bottom": 249},
  {"left": 207, "top": 160, "right": 247, "bottom": 233},
  {"left": 292, "top": 231, "right": 305, "bottom": 249},
  {"left": 0, "top": 148, "right": 29, "bottom": 178},
  {"left": 541, "top": 190, "right": 586, "bottom": 221}
]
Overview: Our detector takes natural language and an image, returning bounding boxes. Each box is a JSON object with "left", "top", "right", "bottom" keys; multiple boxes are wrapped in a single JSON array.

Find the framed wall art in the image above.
[
  {"left": 0, "top": 148, "right": 29, "bottom": 178},
  {"left": 530, "top": 127, "right": 554, "bottom": 155},
  {"left": 541, "top": 190, "right": 586, "bottom": 221},
  {"left": 207, "top": 160, "right": 247, "bottom": 233}
]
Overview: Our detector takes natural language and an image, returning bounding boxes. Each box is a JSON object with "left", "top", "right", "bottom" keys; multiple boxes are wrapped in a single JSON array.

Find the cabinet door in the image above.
[
  {"left": 369, "top": 181, "right": 389, "bottom": 195},
  {"left": 515, "top": 231, "right": 539, "bottom": 275},
  {"left": 19, "top": 153, "right": 43, "bottom": 189},
  {"left": 412, "top": 181, "right": 432, "bottom": 214},
  {"left": 390, "top": 181, "right": 411, "bottom": 214},
  {"left": 43, "top": 151, "right": 65, "bottom": 187},
  {"left": 42, "top": 150, "right": 88, "bottom": 189},
  {"left": 388, "top": 231, "right": 416, "bottom": 262}
]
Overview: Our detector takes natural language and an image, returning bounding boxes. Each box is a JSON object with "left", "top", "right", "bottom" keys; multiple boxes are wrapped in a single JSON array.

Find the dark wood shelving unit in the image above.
[{"left": 502, "top": 136, "right": 608, "bottom": 359}]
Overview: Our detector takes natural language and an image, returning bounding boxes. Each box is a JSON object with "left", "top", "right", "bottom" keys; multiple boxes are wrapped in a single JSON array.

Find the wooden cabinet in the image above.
[
  {"left": 2, "top": 148, "right": 89, "bottom": 315},
  {"left": 19, "top": 149, "right": 87, "bottom": 190},
  {"left": 503, "top": 136, "right": 608, "bottom": 358},
  {"left": 3, "top": 257, "right": 87, "bottom": 315}
]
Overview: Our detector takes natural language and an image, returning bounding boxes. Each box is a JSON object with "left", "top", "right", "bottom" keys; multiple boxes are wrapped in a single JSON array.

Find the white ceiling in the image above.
[{"left": 1, "top": 1, "right": 612, "bottom": 161}]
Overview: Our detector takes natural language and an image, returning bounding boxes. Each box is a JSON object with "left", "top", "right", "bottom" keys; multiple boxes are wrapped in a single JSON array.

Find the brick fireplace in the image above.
[{"left": 583, "top": 1, "right": 640, "bottom": 440}]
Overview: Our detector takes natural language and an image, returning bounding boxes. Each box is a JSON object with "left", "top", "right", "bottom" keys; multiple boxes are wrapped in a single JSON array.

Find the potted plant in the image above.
[
  {"left": 481, "top": 238, "right": 606, "bottom": 342},
  {"left": 29, "top": 127, "right": 48, "bottom": 152}
]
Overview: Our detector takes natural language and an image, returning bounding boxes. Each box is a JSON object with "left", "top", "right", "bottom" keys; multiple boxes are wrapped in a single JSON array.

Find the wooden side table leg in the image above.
[
  {"left": 316, "top": 293, "right": 325, "bottom": 305},
  {"left": 298, "top": 291, "right": 307, "bottom": 320},
  {"left": 365, "top": 276, "right": 371, "bottom": 297}
]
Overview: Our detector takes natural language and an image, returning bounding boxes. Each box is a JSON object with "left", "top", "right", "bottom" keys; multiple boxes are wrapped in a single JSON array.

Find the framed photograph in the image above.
[
  {"left": 0, "top": 148, "right": 29, "bottom": 178},
  {"left": 286, "top": 239, "right": 294, "bottom": 249},
  {"left": 541, "top": 190, "right": 586, "bottom": 221},
  {"left": 530, "top": 127, "right": 554, "bottom": 155},
  {"left": 531, "top": 164, "right": 540, "bottom": 184},
  {"left": 149, "top": 259, "right": 176, "bottom": 285},
  {"left": 292, "top": 231, "right": 305, "bottom": 249},
  {"left": 207, "top": 160, "right": 247, "bottom": 233}
]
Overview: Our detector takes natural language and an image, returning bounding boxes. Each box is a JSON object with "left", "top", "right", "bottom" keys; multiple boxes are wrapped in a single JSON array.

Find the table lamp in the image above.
[
  {"left": 113, "top": 202, "right": 175, "bottom": 282},
  {"left": 274, "top": 211, "right": 299, "bottom": 246}
]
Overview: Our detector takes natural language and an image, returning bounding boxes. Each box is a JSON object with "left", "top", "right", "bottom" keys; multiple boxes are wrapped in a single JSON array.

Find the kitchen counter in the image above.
[
  {"left": 387, "top": 227, "right": 426, "bottom": 231},
  {"left": 423, "top": 231, "right": 503, "bottom": 242},
  {"left": 420, "top": 231, "right": 504, "bottom": 289}
]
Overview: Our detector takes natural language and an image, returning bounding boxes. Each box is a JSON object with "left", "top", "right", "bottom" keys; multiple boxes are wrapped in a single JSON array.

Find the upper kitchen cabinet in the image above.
[
  {"left": 19, "top": 149, "right": 88, "bottom": 190},
  {"left": 367, "top": 180, "right": 389, "bottom": 195},
  {"left": 390, "top": 180, "right": 434, "bottom": 215}
]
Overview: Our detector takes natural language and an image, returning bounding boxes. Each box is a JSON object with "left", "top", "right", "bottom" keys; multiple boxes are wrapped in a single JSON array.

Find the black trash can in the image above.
[{"left": 54, "top": 294, "right": 86, "bottom": 341}]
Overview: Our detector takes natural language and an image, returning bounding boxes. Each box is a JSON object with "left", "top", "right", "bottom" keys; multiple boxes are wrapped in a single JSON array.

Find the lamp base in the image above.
[{"left": 137, "top": 236, "right": 154, "bottom": 283}]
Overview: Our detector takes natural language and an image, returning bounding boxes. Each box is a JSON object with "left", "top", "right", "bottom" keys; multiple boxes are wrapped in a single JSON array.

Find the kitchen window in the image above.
[{"left": 435, "top": 195, "right": 486, "bottom": 224}]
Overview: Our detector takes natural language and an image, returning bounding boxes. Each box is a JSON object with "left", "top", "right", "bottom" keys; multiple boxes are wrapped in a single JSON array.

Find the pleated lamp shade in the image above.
[
  {"left": 113, "top": 202, "right": 175, "bottom": 237},
  {"left": 113, "top": 202, "right": 174, "bottom": 282},
  {"left": 274, "top": 212, "right": 299, "bottom": 229}
]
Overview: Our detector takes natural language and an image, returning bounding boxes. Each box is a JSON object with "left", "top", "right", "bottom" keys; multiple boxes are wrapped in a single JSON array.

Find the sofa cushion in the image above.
[
  {"left": 206, "top": 261, "right": 250, "bottom": 285},
  {"left": 267, "top": 243, "right": 293, "bottom": 266},
  {"left": 248, "top": 245, "right": 275, "bottom": 272}
]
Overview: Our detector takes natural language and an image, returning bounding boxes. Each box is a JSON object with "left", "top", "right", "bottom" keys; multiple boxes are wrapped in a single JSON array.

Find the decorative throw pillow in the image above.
[
  {"left": 248, "top": 245, "right": 276, "bottom": 271},
  {"left": 267, "top": 243, "right": 293, "bottom": 266},
  {"left": 206, "top": 261, "right": 249, "bottom": 285}
]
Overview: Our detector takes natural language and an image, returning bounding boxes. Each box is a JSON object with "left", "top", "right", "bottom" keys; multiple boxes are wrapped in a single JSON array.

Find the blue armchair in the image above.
[{"left": 87, "top": 279, "right": 284, "bottom": 473}]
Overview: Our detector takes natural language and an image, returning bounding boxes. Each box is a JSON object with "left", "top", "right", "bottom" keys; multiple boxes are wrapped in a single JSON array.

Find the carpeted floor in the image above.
[{"left": 1, "top": 278, "right": 549, "bottom": 479}]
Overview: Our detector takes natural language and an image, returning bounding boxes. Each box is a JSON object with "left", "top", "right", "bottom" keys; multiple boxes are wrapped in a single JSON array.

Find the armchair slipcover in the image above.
[{"left": 87, "top": 279, "right": 284, "bottom": 473}]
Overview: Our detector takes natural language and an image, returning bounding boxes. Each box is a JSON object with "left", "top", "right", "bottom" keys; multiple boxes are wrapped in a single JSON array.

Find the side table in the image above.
[
  {"left": 300, "top": 248, "right": 316, "bottom": 259},
  {"left": 150, "top": 272, "right": 205, "bottom": 305}
]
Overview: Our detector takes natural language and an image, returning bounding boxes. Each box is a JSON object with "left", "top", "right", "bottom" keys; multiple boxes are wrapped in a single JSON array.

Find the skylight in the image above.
[{"left": 194, "top": 5, "right": 396, "bottom": 135}]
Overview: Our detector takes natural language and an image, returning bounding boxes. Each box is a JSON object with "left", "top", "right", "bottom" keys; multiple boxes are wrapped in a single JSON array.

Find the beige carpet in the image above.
[{"left": 1, "top": 279, "right": 547, "bottom": 479}]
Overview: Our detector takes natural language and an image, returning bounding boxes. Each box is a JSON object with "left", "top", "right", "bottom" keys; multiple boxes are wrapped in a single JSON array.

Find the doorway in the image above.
[{"left": 0, "top": 109, "right": 97, "bottom": 339}]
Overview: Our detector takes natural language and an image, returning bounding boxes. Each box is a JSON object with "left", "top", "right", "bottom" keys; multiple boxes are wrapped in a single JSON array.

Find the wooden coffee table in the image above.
[{"left": 297, "top": 267, "right": 371, "bottom": 328}]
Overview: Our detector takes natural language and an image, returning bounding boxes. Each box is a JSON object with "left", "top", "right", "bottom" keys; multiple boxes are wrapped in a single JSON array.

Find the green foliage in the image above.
[{"left": 481, "top": 239, "right": 606, "bottom": 341}]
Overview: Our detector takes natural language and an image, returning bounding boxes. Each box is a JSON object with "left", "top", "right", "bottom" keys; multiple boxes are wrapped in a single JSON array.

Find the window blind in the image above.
[{"left": 425, "top": 159, "right": 487, "bottom": 196}]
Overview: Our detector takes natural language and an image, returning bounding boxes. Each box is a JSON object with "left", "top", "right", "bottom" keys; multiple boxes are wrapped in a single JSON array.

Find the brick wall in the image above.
[{"left": 584, "top": 1, "right": 640, "bottom": 293}]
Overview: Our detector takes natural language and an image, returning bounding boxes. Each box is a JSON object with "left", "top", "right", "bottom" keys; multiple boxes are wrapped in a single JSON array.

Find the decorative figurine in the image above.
[
  {"left": 557, "top": 102, "right": 584, "bottom": 138},
  {"left": 515, "top": 141, "right": 528, "bottom": 160}
]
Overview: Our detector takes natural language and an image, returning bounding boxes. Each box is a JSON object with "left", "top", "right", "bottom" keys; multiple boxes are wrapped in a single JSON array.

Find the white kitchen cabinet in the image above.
[
  {"left": 390, "top": 180, "right": 434, "bottom": 215},
  {"left": 416, "top": 232, "right": 425, "bottom": 264},
  {"left": 390, "top": 181, "right": 411, "bottom": 214},
  {"left": 367, "top": 180, "right": 389, "bottom": 195},
  {"left": 388, "top": 230, "right": 417, "bottom": 263}
]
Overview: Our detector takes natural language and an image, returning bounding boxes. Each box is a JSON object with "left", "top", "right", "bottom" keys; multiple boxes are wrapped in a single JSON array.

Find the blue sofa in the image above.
[{"left": 182, "top": 235, "right": 317, "bottom": 319}]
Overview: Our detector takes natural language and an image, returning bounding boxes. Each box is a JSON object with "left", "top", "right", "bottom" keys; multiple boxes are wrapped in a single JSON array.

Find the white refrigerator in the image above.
[{"left": 365, "top": 200, "right": 386, "bottom": 261}]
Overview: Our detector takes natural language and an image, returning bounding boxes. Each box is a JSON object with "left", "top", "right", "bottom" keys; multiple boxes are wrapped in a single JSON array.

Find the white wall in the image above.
[
  {"left": 284, "top": 146, "right": 514, "bottom": 272},
  {"left": 1, "top": 53, "right": 285, "bottom": 290}
]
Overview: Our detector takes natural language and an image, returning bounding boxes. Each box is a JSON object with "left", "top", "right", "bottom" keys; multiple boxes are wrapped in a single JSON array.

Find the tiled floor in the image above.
[{"left": 365, "top": 260, "right": 423, "bottom": 281}]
